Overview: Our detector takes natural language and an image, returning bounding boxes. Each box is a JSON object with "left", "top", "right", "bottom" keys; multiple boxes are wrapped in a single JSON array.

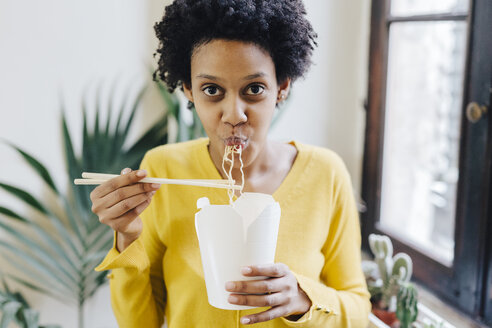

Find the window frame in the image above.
[{"left": 361, "top": 0, "right": 492, "bottom": 321}]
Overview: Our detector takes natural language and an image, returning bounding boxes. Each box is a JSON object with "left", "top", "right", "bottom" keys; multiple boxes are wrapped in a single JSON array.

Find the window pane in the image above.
[
  {"left": 380, "top": 21, "right": 467, "bottom": 266},
  {"left": 391, "top": 0, "right": 469, "bottom": 16}
]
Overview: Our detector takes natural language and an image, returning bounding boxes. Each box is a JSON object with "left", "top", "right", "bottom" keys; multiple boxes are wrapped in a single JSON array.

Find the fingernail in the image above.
[
  {"left": 225, "top": 281, "right": 235, "bottom": 291},
  {"left": 228, "top": 295, "right": 238, "bottom": 303},
  {"left": 241, "top": 317, "right": 250, "bottom": 324},
  {"left": 241, "top": 267, "right": 252, "bottom": 274},
  {"left": 121, "top": 168, "right": 131, "bottom": 174},
  {"left": 151, "top": 191, "right": 156, "bottom": 196},
  {"left": 151, "top": 183, "right": 160, "bottom": 189},
  {"left": 136, "top": 170, "right": 146, "bottom": 177}
]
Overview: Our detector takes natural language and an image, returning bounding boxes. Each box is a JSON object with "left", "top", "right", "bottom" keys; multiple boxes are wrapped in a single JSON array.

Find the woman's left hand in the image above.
[{"left": 226, "top": 263, "right": 312, "bottom": 325}]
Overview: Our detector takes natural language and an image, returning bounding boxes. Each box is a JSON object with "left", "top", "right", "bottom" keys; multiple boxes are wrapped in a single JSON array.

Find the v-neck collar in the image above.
[{"left": 193, "top": 138, "right": 312, "bottom": 202}]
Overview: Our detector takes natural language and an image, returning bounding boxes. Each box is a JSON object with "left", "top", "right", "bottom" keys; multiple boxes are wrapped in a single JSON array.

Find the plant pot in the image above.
[{"left": 372, "top": 308, "right": 399, "bottom": 328}]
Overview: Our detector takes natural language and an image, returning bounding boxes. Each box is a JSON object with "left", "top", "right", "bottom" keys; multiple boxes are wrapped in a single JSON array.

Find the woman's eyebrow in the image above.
[
  {"left": 195, "top": 72, "right": 267, "bottom": 81},
  {"left": 196, "top": 74, "right": 220, "bottom": 81},
  {"left": 243, "top": 72, "right": 266, "bottom": 80}
]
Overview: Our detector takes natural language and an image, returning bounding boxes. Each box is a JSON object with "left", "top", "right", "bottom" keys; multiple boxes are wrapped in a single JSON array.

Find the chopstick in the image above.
[
  {"left": 74, "top": 172, "right": 241, "bottom": 190},
  {"left": 81, "top": 172, "right": 231, "bottom": 184}
]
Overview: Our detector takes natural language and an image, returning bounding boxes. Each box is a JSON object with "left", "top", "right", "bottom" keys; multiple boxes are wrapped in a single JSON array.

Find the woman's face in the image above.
[{"left": 183, "top": 39, "right": 290, "bottom": 168}]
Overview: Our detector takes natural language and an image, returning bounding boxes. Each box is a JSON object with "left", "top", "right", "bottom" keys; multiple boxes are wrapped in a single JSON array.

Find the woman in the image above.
[{"left": 91, "top": 0, "right": 370, "bottom": 327}]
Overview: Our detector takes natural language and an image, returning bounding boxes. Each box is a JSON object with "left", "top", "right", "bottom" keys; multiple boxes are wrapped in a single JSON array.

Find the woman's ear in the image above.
[
  {"left": 277, "top": 78, "right": 291, "bottom": 102},
  {"left": 183, "top": 83, "right": 194, "bottom": 103}
]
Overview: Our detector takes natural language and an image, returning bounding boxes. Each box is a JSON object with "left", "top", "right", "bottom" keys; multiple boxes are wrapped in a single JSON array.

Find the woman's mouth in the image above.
[{"left": 224, "top": 137, "right": 248, "bottom": 149}]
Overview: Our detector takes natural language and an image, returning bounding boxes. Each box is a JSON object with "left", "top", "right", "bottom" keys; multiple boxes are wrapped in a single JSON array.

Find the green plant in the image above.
[
  {"left": 365, "top": 234, "right": 418, "bottom": 326},
  {"left": 368, "top": 234, "right": 413, "bottom": 308},
  {"left": 0, "top": 82, "right": 177, "bottom": 328},
  {"left": 0, "top": 72, "right": 291, "bottom": 327},
  {"left": 396, "top": 283, "right": 418, "bottom": 328},
  {"left": 0, "top": 276, "right": 60, "bottom": 328},
  {"left": 154, "top": 78, "right": 206, "bottom": 142}
]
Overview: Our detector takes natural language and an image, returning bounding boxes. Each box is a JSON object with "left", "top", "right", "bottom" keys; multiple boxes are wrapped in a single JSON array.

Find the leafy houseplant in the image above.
[
  {"left": 153, "top": 76, "right": 206, "bottom": 141},
  {"left": 0, "top": 277, "right": 60, "bottom": 328},
  {"left": 0, "top": 81, "right": 199, "bottom": 328},
  {"left": 363, "top": 234, "right": 418, "bottom": 328},
  {"left": 0, "top": 72, "right": 288, "bottom": 327}
]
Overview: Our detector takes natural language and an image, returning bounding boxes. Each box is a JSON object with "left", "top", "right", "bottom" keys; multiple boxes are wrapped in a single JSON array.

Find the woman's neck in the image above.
[
  {"left": 209, "top": 139, "right": 276, "bottom": 185},
  {"left": 209, "top": 139, "right": 298, "bottom": 195}
]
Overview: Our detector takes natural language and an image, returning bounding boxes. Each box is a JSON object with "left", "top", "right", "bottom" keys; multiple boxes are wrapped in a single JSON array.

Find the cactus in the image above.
[
  {"left": 368, "top": 234, "right": 414, "bottom": 311},
  {"left": 396, "top": 283, "right": 418, "bottom": 328}
]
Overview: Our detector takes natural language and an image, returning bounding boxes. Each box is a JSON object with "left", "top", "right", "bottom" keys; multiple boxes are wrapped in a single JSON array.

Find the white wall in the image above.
[
  {"left": 0, "top": 0, "right": 167, "bottom": 327},
  {"left": 269, "top": 0, "right": 371, "bottom": 192},
  {"left": 0, "top": 0, "right": 370, "bottom": 327}
]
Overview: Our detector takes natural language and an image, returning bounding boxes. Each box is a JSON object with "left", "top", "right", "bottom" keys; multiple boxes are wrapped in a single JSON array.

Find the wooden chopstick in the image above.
[
  {"left": 81, "top": 172, "right": 232, "bottom": 184},
  {"left": 74, "top": 172, "right": 241, "bottom": 190}
]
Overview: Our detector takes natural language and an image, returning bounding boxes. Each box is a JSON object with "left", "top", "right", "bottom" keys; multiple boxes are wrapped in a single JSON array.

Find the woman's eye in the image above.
[
  {"left": 203, "top": 86, "right": 222, "bottom": 96},
  {"left": 245, "top": 85, "right": 265, "bottom": 95}
]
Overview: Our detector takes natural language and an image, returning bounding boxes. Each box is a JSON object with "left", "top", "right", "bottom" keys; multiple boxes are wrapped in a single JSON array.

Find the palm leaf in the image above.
[
  {"left": 0, "top": 301, "right": 21, "bottom": 328},
  {"left": 153, "top": 77, "right": 206, "bottom": 142},
  {"left": 0, "top": 183, "right": 81, "bottom": 257},
  {"left": 0, "top": 183, "right": 48, "bottom": 216},
  {"left": 93, "top": 85, "right": 102, "bottom": 147},
  {"left": 124, "top": 114, "right": 169, "bottom": 169},
  {"left": 0, "top": 207, "right": 78, "bottom": 273},
  {"left": 0, "top": 277, "right": 60, "bottom": 328},
  {"left": 110, "top": 86, "right": 140, "bottom": 161},
  {"left": 192, "top": 108, "right": 206, "bottom": 139},
  {"left": 153, "top": 73, "right": 180, "bottom": 117},
  {"left": 121, "top": 85, "right": 148, "bottom": 144},
  {"left": 0, "top": 78, "right": 178, "bottom": 328},
  {"left": 83, "top": 271, "right": 108, "bottom": 300},
  {"left": 82, "top": 104, "right": 94, "bottom": 172},
  {"left": 0, "top": 241, "right": 77, "bottom": 293},
  {"left": 18, "top": 309, "right": 40, "bottom": 328},
  {"left": 61, "top": 110, "right": 80, "bottom": 180},
  {"left": 3, "top": 142, "right": 59, "bottom": 195},
  {"left": 61, "top": 111, "right": 88, "bottom": 223},
  {"left": 4, "top": 273, "right": 70, "bottom": 304},
  {"left": 84, "top": 223, "right": 111, "bottom": 250},
  {"left": 60, "top": 196, "right": 86, "bottom": 249}
]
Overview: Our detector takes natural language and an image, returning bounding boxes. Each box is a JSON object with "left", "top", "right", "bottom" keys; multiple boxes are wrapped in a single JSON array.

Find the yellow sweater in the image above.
[{"left": 95, "top": 138, "right": 370, "bottom": 327}]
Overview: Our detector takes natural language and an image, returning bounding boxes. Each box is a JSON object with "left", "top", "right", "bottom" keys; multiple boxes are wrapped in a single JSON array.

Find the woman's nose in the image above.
[{"left": 221, "top": 95, "right": 247, "bottom": 126}]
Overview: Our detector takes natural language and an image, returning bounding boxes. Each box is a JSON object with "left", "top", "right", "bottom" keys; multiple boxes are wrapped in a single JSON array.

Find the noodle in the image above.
[{"left": 222, "top": 145, "right": 245, "bottom": 204}]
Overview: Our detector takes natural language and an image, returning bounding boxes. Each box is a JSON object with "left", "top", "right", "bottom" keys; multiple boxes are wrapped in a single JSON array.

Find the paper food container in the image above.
[{"left": 195, "top": 192, "right": 281, "bottom": 310}]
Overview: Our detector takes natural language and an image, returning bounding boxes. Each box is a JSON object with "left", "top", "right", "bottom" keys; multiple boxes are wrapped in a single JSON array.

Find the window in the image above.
[{"left": 361, "top": 0, "right": 492, "bottom": 324}]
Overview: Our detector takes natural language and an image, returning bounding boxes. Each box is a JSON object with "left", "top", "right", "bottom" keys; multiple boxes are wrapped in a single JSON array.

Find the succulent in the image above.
[
  {"left": 396, "top": 283, "right": 418, "bottom": 328},
  {"left": 368, "top": 233, "right": 413, "bottom": 310},
  {"left": 367, "top": 234, "right": 418, "bottom": 327}
]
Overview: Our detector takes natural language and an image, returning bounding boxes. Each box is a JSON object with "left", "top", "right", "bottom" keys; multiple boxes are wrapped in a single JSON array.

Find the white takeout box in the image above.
[{"left": 195, "top": 192, "right": 281, "bottom": 310}]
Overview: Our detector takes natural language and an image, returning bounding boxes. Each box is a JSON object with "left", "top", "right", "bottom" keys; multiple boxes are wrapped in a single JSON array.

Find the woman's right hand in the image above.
[{"left": 90, "top": 167, "right": 161, "bottom": 252}]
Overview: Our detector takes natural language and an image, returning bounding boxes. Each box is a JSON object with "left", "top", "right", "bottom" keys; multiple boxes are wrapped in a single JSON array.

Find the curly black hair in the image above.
[{"left": 153, "top": 0, "right": 317, "bottom": 92}]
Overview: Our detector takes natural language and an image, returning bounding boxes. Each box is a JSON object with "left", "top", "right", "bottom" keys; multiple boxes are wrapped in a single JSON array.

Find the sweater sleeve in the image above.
[
  {"left": 94, "top": 153, "right": 166, "bottom": 328},
  {"left": 281, "top": 158, "right": 371, "bottom": 327}
]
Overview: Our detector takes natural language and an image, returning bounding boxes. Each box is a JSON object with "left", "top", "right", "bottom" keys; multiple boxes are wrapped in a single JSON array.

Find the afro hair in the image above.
[{"left": 153, "top": 0, "right": 317, "bottom": 92}]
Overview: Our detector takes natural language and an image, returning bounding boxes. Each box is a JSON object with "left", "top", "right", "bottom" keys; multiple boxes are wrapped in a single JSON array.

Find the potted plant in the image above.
[
  {"left": 0, "top": 79, "right": 199, "bottom": 328},
  {"left": 363, "top": 234, "right": 418, "bottom": 328},
  {"left": 0, "top": 274, "right": 60, "bottom": 328}
]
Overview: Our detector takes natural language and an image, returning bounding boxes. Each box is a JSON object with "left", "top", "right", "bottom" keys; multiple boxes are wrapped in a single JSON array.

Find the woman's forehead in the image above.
[{"left": 190, "top": 39, "right": 276, "bottom": 81}]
